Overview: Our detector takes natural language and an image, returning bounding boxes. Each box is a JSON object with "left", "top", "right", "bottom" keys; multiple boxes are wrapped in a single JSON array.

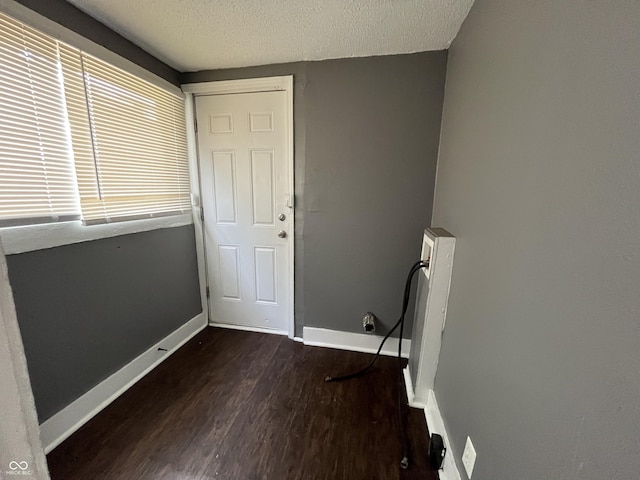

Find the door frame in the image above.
[{"left": 182, "top": 76, "right": 295, "bottom": 339}]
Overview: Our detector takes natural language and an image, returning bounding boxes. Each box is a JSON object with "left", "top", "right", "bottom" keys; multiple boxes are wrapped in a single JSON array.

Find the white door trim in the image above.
[
  {"left": 184, "top": 94, "right": 209, "bottom": 324},
  {"left": 182, "top": 76, "right": 295, "bottom": 339},
  {"left": 182, "top": 77, "right": 291, "bottom": 96}
]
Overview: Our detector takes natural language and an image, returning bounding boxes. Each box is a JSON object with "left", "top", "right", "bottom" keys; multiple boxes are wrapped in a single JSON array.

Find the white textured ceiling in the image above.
[{"left": 67, "top": 0, "right": 474, "bottom": 72}]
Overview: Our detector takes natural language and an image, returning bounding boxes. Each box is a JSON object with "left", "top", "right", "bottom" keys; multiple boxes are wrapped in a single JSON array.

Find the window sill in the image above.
[{"left": 0, "top": 213, "right": 194, "bottom": 255}]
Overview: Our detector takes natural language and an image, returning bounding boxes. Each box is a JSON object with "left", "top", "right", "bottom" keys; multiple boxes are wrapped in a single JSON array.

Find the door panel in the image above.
[
  {"left": 250, "top": 149, "right": 275, "bottom": 225},
  {"left": 254, "top": 246, "right": 277, "bottom": 304},
  {"left": 196, "top": 91, "right": 291, "bottom": 333},
  {"left": 218, "top": 245, "right": 241, "bottom": 300},
  {"left": 211, "top": 150, "right": 237, "bottom": 223}
]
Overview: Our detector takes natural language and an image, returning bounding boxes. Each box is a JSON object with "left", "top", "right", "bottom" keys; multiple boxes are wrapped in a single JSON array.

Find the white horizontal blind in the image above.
[
  {"left": 0, "top": 14, "right": 80, "bottom": 226},
  {"left": 58, "top": 43, "right": 96, "bottom": 221},
  {"left": 0, "top": 11, "right": 190, "bottom": 228},
  {"left": 63, "top": 51, "right": 190, "bottom": 225}
]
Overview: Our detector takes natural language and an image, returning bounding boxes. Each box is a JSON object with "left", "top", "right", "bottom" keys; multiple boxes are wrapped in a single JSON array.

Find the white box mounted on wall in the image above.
[{"left": 407, "top": 228, "right": 456, "bottom": 406}]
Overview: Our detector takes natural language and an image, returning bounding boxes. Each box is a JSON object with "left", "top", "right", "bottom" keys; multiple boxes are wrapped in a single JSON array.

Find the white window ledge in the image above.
[{"left": 0, "top": 213, "right": 194, "bottom": 255}]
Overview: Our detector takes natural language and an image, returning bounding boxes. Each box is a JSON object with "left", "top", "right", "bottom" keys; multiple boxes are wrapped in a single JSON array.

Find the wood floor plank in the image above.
[{"left": 46, "top": 327, "right": 439, "bottom": 480}]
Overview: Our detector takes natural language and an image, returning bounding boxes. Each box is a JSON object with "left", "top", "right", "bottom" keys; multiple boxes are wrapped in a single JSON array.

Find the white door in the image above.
[{"left": 196, "top": 89, "right": 293, "bottom": 335}]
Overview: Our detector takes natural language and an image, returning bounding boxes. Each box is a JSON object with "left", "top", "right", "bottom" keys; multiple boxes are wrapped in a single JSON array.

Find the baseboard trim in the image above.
[
  {"left": 209, "top": 322, "right": 288, "bottom": 336},
  {"left": 302, "top": 327, "right": 411, "bottom": 358},
  {"left": 40, "top": 313, "right": 207, "bottom": 454},
  {"left": 403, "top": 366, "right": 425, "bottom": 409},
  {"left": 424, "top": 389, "right": 461, "bottom": 480},
  {"left": 402, "top": 370, "right": 459, "bottom": 479}
]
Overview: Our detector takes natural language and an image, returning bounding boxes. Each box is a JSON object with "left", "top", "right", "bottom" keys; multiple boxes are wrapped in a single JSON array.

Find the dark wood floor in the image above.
[{"left": 47, "top": 327, "right": 439, "bottom": 480}]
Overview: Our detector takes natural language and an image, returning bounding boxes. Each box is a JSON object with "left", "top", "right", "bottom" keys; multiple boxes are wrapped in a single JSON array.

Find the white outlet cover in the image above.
[{"left": 462, "top": 436, "right": 477, "bottom": 478}]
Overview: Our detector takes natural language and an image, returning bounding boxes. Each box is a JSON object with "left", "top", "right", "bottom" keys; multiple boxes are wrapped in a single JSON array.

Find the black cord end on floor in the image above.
[
  {"left": 400, "top": 456, "right": 409, "bottom": 470},
  {"left": 324, "top": 376, "right": 333, "bottom": 382}
]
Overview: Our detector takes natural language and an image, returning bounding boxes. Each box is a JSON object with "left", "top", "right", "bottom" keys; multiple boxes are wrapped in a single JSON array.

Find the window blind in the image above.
[
  {"left": 62, "top": 48, "right": 190, "bottom": 225},
  {"left": 0, "top": 14, "right": 80, "bottom": 226},
  {"left": 0, "top": 11, "right": 190, "bottom": 228}
]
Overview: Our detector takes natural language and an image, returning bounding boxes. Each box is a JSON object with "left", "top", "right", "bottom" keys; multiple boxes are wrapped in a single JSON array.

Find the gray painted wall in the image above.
[
  {"left": 14, "top": 0, "right": 180, "bottom": 85},
  {"left": 182, "top": 52, "right": 447, "bottom": 338},
  {"left": 432, "top": 1, "right": 640, "bottom": 478},
  {"left": 7, "top": 225, "right": 202, "bottom": 422}
]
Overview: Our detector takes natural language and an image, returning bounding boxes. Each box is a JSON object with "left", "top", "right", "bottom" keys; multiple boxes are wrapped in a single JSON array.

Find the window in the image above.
[
  {"left": 0, "top": 12, "right": 190, "bottom": 228},
  {"left": 62, "top": 45, "right": 190, "bottom": 225},
  {"left": 0, "top": 14, "right": 80, "bottom": 226}
]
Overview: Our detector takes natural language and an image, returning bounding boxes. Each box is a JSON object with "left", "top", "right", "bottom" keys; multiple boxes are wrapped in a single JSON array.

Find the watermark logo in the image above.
[{"left": 6, "top": 461, "right": 32, "bottom": 476}]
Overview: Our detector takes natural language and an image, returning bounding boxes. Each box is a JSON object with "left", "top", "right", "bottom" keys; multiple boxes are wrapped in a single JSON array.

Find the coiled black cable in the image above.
[{"left": 325, "top": 260, "right": 428, "bottom": 470}]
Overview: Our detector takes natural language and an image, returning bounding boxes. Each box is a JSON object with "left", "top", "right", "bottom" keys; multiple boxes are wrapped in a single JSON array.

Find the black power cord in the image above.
[{"left": 325, "top": 260, "right": 428, "bottom": 470}]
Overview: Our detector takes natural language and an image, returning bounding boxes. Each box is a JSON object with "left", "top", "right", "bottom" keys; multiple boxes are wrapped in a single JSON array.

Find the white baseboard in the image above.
[
  {"left": 403, "top": 371, "right": 459, "bottom": 478},
  {"left": 403, "top": 366, "right": 425, "bottom": 408},
  {"left": 302, "top": 327, "right": 411, "bottom": 358},
  {"left": 40, "top": 313, "right": 207, "bottom": 454},
  {"left": 424, "top": 389, "right": 462, "bottom": 480},
  {"left": 209, "top": 321, "right": 288, "bottom": 336}
]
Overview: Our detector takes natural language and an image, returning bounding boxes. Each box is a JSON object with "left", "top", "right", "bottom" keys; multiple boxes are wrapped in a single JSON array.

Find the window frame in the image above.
[
  {"left": 0, "top": 2, "right": 195, "bottom": 254},
  {"left": 0, "top": 213, "right": 192, "bottom": 254}
]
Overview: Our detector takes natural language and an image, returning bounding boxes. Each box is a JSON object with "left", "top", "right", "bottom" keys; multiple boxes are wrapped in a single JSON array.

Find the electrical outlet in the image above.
[{"left": 462, "top": 436, "right": 477, "bottom": 478}]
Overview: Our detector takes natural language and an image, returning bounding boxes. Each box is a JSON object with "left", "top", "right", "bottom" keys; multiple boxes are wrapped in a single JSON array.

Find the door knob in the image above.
[{"left": 277, "top": 230, "right": 287, "bottom": 238}]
